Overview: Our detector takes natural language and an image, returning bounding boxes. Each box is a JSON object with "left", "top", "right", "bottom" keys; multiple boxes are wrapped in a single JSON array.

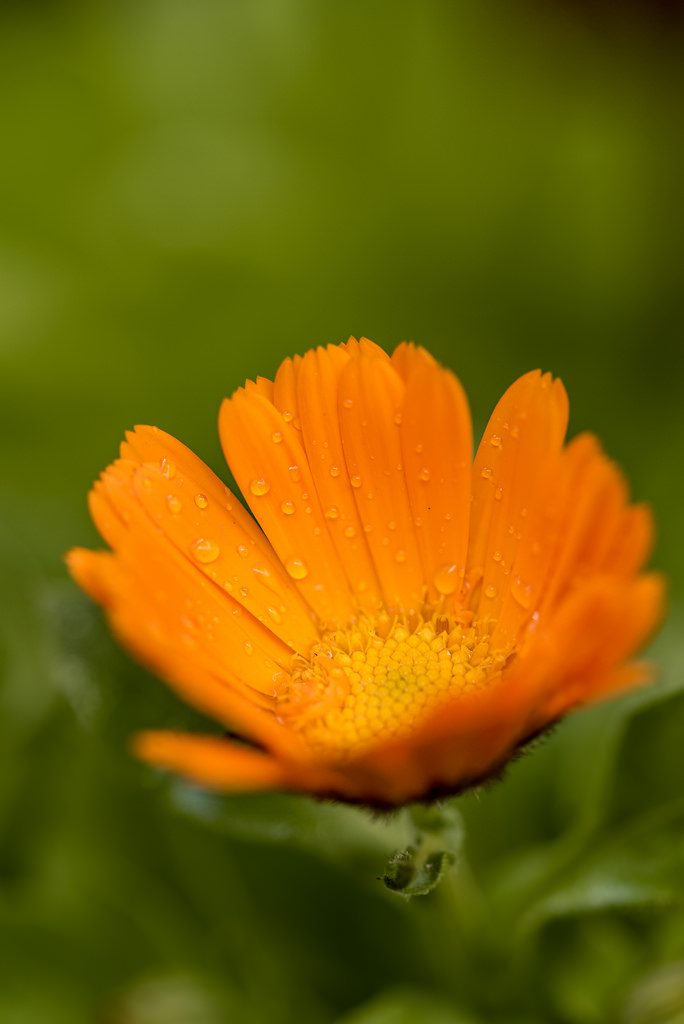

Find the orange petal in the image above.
[
  {"left": 122, "top": 426, "right": 317, "bottom": 651},
  {"left": 467, "top": 371, "right": 569, "bottom": 646},
  {"left": 67, "top": 547, "right": 303, "bottom": 757},
  {"left": 134, "top": 732, "right": 290, "bottom": 791},
  {"left": 295, "top": 345, "right": 384, "bottom": 613},
  {"left": 219, "top": 387, "right": 356, "bottom": 627},
  {"left": 337, "top": 348, "right": 424, "bottom": 615},
  {"left": 394, "top": 343, "right": 472, "bottom": 610}
]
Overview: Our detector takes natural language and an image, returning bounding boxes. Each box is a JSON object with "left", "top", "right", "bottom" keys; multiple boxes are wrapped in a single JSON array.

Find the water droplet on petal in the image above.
[
  {"left": 394, "top": 411, "right": 403, "bottom": 425},
  {"left": 271, "top": 430, "right": 283, "bottom": 444},
  {"left": 418, "top": 467, "right": 431, "bottom": 482},
  {"left": 395, "top": 549, "right": 406, "bottom": 564},
  {"left": 484, "top": 584, "right": 497, "bottom": 599},
  {"left": 329, "top": 464, "right": 341, "bottom": 478},
  {"left": 244, "top": 641, "right": 253, "bottom": 655},
  {"left": 494, "top": 487, "right": 503, "bottom": 501},
  {"left": 166, "top": 494, "right": 182, "bottom": 514},
  {"left": 350, "top": 474, "right": 362, "bottom": 488},
  {"left": 434, "top": 563, "right": 459, "bottom": 595},
  {"left": 490, "top": 433, "right": 502, "bottom": 448},
  {"left": 191, "top": 538, "right": 220, "bottom": 564},
  {"left": 286, "top": 559, "right": 308, "bottom": 580},
  {"left": 267, "top": 606, "right": 282, "bottom": 624},
  {"left": 281, "top": 500, "right": 295, "bottom": 515},
  {"left": 282, "top": 410, "right": 294, "bottom": 423},
  {"left": 194, "top": 493, "right": 208, "bottom": 509},
  {"left": 511, "top": 575, "right": 532, "bottom": 608},
  {"left": 288, "top": 465, "right": 301, "bottom": 483},
  {"left": 344, "top": 526, "right": 356, "bottom": 539},
  {"left": 237, "top": 543, "right": 249, "bottom": 558},
  {"left": 342, "top": 397, "right": 353, "bottom": 409},
  {"left": 492, "top": 550, "right": 502, "bottom": 563},
  {"left": 250, "top": 478, "right": 270, "bottom": 496},
  {"left": 324, "top": 505, "right": 340, "bottom": 519},
  {"left": 481, "top": 466, "right": 493, "bottom": 480},
  {"left": 388, "top": 520, "right": 397, "bottom": 531},
  {"left": 160, "top": 457, "right": 176, "bottom": 480}
]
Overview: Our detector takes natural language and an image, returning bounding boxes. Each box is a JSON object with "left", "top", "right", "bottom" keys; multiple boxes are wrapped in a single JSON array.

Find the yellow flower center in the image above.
[{"left": 278, "top": 615, "right": 510, "bottom": 757}]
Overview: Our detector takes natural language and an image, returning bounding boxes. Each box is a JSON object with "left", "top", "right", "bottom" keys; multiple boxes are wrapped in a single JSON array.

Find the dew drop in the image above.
[
  {"left": 511, "top": 576, "right": 532, "bottom": 608},
  {"left": 252, "top": 566, "right": 271, "bottom": 578},
  {"left": 414, "top": 443, "right": 424, "bottom": 454},
  {"left": 166, "top": 494, "right": 182, "bottom": 514},
  {"left": 434, "top": 563, "right": 459, "bottom": 596},
  {"left": 494, "top": 487, "right": 504, "bottom": 501},
  {"left": 286, "top": 559, "right": 308, "bottom": 580},
  {"left": 282, "top": 410, "right": 294, "bottom": 423},
  {"left": 344, "top": 526, "right": 356, "bottom": 539},
  {"left": 160, "top": 457, "right": 176, "bottom": 480},
  {"left": 492, "top": 550, "right": 502, "bottom": 563},
  {"left": 271, "top": 430, "right": 283, "bottom": 444},
  {"left": 388, "top": 520, "right": 397, "bottom": 531},
  {"left": 414, "top": 516, "right": 423, "bottom": 528},
  {"left": 237, "top": 543, "right": 249, "bottom": 558},
  {"left": 394, "top": 411, "right": 403, "bottom": 425},
  {"left": 329, "top": 464, "right": 341, "bottom": 478},
  {"left": 418, "top": 467, "right": 431, "bottom": 482},
  {"left": 490, "top": 433, "right": 502, "bottom": 448},
  {"left": 342, "top": 397, "right": 353, "bottom": 409},
  {"left": 281, "top": 500, "right": 295, "bottom": 516},
  {"left": 194, "top": 492, "right": 209, "bottom": 509},
  {"left": 395, "top": 549, "right": 407, "bottom": 564},
  {"left": 481, "top": 466, "right": 493, "bottom": 480},
  {"left": 350, "top": 474, "right": 362, "bottom": 488},
  {"left": 250, "top": 478, "right": 270, "bottom": 496},
  {"left": 240, "top": 585, "right": 249, "bottom": 597},
  {"left": 244, "top": 641, "right": 254, "bottom": 656},
  {"left": 267, "top": 606, "right": 282, "bottom": 624},
  {"left": 288, "top": 465, "right": 301, "bottom": 483},
  {"left": 324, "top": 505, "right": 340, "bottom": 519},
  {"left": 191, "top": 538, "right": 220, "bottom": 564},
  {"left": 484, "top": 584, "right": 497, "bottom": 599}
]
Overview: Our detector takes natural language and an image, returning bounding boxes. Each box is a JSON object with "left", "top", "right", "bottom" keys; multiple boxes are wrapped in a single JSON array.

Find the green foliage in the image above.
[{"left": 1, "top": 2, "right": 683, "bottom": 1022}]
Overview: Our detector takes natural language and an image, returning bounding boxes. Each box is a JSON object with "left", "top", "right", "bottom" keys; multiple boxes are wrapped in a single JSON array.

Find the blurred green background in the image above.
[{"left": 1, "top": 2, "right": 683, "bottom": 1022}]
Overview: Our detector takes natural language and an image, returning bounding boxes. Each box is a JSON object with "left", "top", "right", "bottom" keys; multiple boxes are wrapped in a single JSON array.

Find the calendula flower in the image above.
[{"left": 68, "top": 338, "right": 663, "bottom": 807}]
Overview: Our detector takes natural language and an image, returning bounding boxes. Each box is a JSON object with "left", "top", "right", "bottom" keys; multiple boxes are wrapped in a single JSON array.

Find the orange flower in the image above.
[{"left": 68, "top": 339, "right": 663, "bottom": 807}]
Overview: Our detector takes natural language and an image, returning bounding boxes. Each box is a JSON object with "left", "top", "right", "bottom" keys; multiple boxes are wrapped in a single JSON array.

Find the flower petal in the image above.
[
  {"left": 134, "top": 732, "right": 290, "bottom": 790},
  {"left": 337, "top": 347, "right": 424, "bottom": 615},
  {"left": 122, "top": 426, "right": 317, "bottom": 651},
  {"left": 467, "top": 370, "right": 569, "bottom": 646},
  {"left": 219, "top": 386, "right": 357, "bottom": 627},
  {"left": 394, "top": 343, "right": 472, "bottom": 610}
]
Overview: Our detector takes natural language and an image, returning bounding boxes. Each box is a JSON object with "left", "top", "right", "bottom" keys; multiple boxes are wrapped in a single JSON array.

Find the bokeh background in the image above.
[{"left": 2, "top": 2, "right": 683, "bottom": 1022}]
